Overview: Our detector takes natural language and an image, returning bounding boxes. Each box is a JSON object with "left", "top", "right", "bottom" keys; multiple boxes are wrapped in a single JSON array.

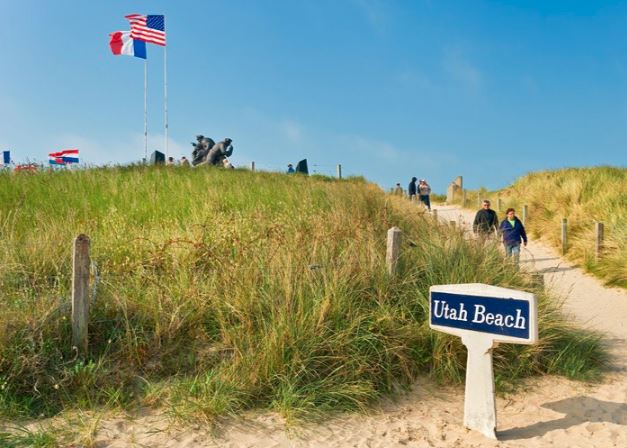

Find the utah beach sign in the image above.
[{"left": 429, "top": 284, "right": 538, "bottom": 439}]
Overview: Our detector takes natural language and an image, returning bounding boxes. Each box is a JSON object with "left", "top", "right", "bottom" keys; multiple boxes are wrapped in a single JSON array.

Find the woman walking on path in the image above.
[
  {"left": 499, "top": 207, "right": 527, "bottom": 264},
  {"left": 418, "top": 179, "right": 432, "bottom": 211}
]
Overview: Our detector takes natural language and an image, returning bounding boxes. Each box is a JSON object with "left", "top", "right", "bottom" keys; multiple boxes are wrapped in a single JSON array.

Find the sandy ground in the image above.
[{"left": 12, "top": 205, "right": 627, "bottom": 447}]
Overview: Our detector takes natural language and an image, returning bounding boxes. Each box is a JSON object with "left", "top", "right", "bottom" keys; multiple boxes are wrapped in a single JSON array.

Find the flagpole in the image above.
[
  {"left": 144, "top": 59, "right": 148, "bottom": 163},
  {"left": 163, "top": 15, "right": 168, "bottom": 161}
]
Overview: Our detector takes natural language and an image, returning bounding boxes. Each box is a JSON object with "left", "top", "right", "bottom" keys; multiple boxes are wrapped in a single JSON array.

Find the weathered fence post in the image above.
[
  {"left": 595, "top": 222, "right": 604, "bottom": 260},
  {"left": 432, "top": 209, "right": 438, "bottom": 223},
  {"left": 336, "top": 164, "right": 342, "bottom": 179},
  {"left": 561, "top": 218, "right": 568, "bottom": 255},
  {"left": 386, "top": 227, "right": 402, "bottom": 275},
  {"left": 72, "top": 234, "right": 91, "bottom": 358},
  {"left": 497, "top": 198, "right": 502, "bottom": 212},
  {"left": 531, "top": 273, "right": 544, "bottom": 290},
  {"left": 250, "top": 161, "right": 255, "bottom": 172},
  {"left": 522, "top": 205, "right": 528, "bottom": 226},
  {"left": 462, "top": 189, "right": 467, "bottom": 208},
  {"left": 450, "top": 220, "right": 457, "bottom": 228}
]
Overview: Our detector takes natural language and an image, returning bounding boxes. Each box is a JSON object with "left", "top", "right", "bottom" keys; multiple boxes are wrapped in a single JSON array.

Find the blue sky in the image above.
[{"left": 1, "top": 1, "right": 626, "bottom": 192}]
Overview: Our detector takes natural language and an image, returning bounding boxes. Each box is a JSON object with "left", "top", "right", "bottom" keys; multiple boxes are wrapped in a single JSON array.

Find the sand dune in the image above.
[{"left": 17, "top": 205, "right": 627, "bottom": 447}]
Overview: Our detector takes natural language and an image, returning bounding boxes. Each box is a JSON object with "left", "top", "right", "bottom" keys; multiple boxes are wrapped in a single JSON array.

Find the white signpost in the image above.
[{"left": 429, "top": 283, "right": 538, "bottom": 439}]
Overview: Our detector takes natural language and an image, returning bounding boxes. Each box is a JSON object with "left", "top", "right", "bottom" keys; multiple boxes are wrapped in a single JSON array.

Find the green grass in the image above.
[
  {"left": 461, "top": 167, "right": 626, "bottom": 288},
  {"left": 0, "top": 165, "right": 608, "bottom": 427},
  {"left": 0, "top": 426, "right": 60, "bottom": 448}
]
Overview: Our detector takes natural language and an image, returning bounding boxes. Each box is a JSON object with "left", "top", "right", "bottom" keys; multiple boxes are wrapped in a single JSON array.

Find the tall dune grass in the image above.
[
  {"left": 462, "top": 167, "right": 626, "bottom": 288},
  {"left": 0, "top": 166, "right": 607, "bottom": 423}
]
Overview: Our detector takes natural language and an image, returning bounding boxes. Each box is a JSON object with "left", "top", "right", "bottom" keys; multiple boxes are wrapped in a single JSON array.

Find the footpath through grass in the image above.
[
  {"left": 463, "top": 167, "right": 626, "bottom": 288},
  {"left": 0, "top": 165, "right": 608, "bottom": 426}
]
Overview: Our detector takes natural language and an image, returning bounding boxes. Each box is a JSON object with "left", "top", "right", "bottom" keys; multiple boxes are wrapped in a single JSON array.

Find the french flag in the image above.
[
  {"left": 49, "top": 149, "right": 79, "bottom": 165},
  {"left": 109, "top": 31, "right": 147, "bottom": 59}
]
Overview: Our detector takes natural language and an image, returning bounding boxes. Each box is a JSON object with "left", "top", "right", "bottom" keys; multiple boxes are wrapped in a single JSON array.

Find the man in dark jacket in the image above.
[
  {"left": 499, "top": 208, "right": 528, "bottom": 264},
  {"left": 408, "top": 177, "right": 417, "bottom": 201},
  {"left": 473, "top": 200, "right": 499, "bottom": 238}
]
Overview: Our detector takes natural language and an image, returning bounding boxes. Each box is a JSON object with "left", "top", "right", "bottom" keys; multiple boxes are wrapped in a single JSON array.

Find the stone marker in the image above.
[{"left": 429, "top": 283, "right": 538, "bottom": 439}]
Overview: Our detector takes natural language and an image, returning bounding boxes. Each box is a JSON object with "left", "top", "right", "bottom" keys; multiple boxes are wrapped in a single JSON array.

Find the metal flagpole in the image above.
[
  {"left": 163, "top": 15, "right": 168, "bottom": 160},
  {"left": 144, "top": 59, "right": 148, "bottom": 163}
]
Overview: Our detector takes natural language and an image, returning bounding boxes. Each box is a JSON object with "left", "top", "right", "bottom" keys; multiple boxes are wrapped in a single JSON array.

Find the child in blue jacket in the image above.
[{"left": 499, "top": 208, "right": 528, "bottom": 264}]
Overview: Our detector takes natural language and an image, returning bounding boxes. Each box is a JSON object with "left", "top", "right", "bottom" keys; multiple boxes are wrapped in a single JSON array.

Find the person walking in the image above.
[
  {"left": 287, "top": 163, "right": 295, "bottom": 174},
  {"left": 393, "top": 183, "right": 403, "bottom": 196},
  {"left": 473, "top": 200, "right": 499, "bottom": 239},
  {"left": 180, "top": 156, "right": 191, "bottom": 167},
  {"left": 408, "top": 177, "right": 417, "bottom": 201},
  {"left": 499, "top": 208, "right": 528, "bottom": 264},
  {"left": 418, "top": 179, "right": 432, "bottom": 211}
]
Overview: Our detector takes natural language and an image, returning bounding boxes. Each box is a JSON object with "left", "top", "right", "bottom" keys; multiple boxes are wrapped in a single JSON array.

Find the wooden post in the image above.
[
  {"left": 462, "top": 189, "right": 467, "bottom": 208},
  {"left": 561, "top": 218, "right": 568, "bottom": 255},
  {"left": 497, "top": 198, "right": 502, "bottom": 212},
  {"left": 432, "top": 209, "right": 438, "bottom": 223},
  {"left": 522, "top": 205, "right": 528, "bottom": 226},
  {"left": 336, "top": 164, "right": 342, "bottom": 179},
  {"left": 595, "top": 222, "right": 604, "bottom": 260},
  {"left": 386, "top": 227, "right": 402, "bottom": 276},
  {"left": 450, "top": 220, "right": 456, "bottom": 228},
  {"left": 250, "top": 161, "right": 255, "bottom": 172},
  {"left": 72, "top": 234, "right": 91, "bottom": 358},
  {"left": 531, "top": 273, "right": 544, "bottom": 290}
]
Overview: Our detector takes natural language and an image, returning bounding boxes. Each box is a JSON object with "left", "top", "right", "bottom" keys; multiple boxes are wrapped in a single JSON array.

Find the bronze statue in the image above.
[
  {"left": 206, "top": 138, "right": 233, "bottom": 165},
  {"left": 192, "top": 136, "right": 234, "bottom": 167},
  {"left": 191, "top": 135, "right": 216, "bottom": 166}
]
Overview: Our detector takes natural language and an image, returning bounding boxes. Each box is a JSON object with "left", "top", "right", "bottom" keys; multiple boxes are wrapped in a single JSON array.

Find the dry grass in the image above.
[
  {"left": 462, "top": 167, "right": 626, "bottom": 288},
  {"left": 0, "top": 165, "right": 608, "bottom": 429}
]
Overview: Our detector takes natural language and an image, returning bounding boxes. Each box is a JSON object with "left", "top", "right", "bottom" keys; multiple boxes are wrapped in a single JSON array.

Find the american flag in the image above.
[{"left": 125, "top": 14, "right": 166, "bottom": 46}]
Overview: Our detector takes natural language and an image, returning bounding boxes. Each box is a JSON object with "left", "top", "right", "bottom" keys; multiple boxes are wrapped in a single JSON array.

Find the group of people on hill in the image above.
[
  {"left": 166, "top": 156, "right": 191, "bottom": 167},
  {"left": 473, "top": 199, "right": 528, "bottom": 264},
  {"left": 165, "top": 155, "right": 234, "bottom": 169},
  {"left": 393, "top": 177, "right": 433, "bottom": 211},
  {"left": 392, "top": 184, "right": 528, "bottom": 264}
]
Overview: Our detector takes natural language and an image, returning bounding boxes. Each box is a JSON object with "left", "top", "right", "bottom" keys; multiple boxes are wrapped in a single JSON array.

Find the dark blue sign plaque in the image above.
[{"left": 430, "top": 291, "right": 530, "bottom": 340}]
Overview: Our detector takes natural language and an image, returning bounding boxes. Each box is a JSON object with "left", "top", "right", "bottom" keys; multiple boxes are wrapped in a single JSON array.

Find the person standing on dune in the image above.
[
  {"left": 418, "top": 179, "right": 432, "bottom": 211},
  {"left": 408, "top": 177, "right": 418, "bottom": 201}
]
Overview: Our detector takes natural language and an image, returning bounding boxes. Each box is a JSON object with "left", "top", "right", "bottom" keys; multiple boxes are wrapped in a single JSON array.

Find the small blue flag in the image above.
[{"left": 2, "top": 150, "right": 9, "bottom": 164}]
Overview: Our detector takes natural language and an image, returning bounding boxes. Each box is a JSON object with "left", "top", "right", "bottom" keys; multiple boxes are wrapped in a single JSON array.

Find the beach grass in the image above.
[
  {"left": 0, "top": 165, "right": 608, "bottom": 426},
  {"left": 460, "top": 167, "right": 626, "bottom": 288}
]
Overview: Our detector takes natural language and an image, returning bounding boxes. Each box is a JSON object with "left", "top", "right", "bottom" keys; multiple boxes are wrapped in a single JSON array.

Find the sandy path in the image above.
[
  {"left": 435, "top": 205, "right": 626, "bottom": 346},
  {"left": 15, "top": 206, "right": 627, "bottom": 447}
]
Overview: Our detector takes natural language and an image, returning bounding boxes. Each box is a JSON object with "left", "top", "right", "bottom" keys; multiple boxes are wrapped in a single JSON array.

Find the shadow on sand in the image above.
[
  {"left": 535, "top": 266, "right": 577, "bottom": 274},
  {"left": 519, "top": 257, "right": 561, "bottom": 264},
  {"left": 499, "top": 396, "right": 627, "bottom": 440}
]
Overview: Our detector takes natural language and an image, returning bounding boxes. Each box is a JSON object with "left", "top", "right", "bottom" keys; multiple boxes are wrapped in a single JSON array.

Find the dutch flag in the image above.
[{"left": 49, "top": 149, "right": 79, "bottom": 165}]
